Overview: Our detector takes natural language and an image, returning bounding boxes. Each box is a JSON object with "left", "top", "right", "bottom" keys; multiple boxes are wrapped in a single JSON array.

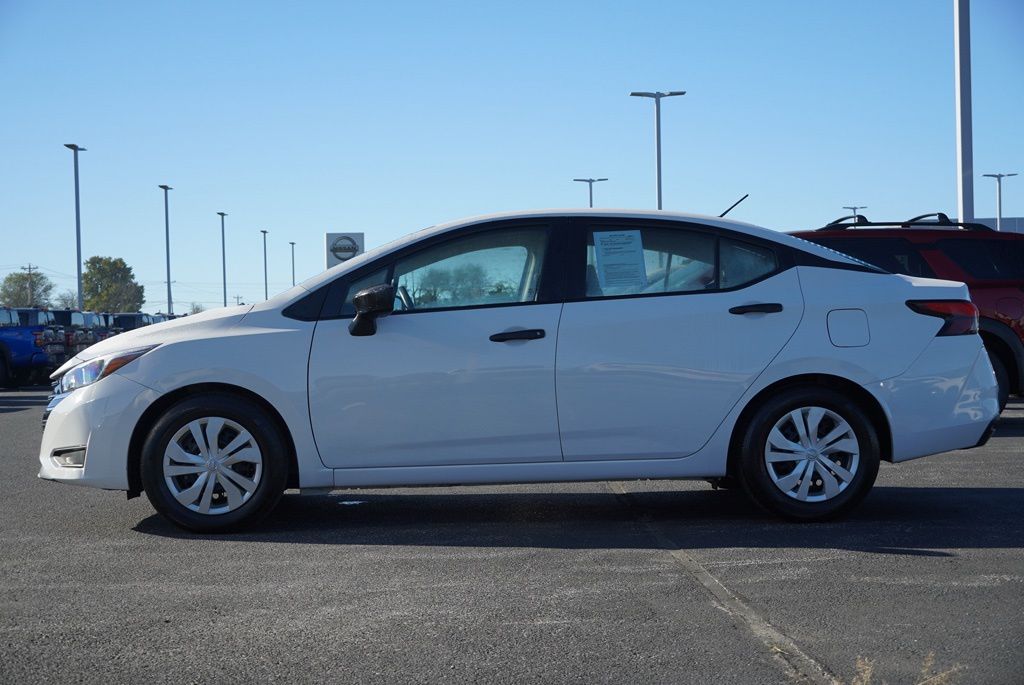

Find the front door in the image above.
[{"left": 308, "top": 221, "right": 565, "bottom": 468}]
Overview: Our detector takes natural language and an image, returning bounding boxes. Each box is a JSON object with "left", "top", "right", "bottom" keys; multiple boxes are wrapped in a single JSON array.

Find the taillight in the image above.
[
  {"left": 906, "top": 300, "right": 979, "bottom": 336},
  {"left": 33, "top": 331, "right": 45, "bottom": 347}
]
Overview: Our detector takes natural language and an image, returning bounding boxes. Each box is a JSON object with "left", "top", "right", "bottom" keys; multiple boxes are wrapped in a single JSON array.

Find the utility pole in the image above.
[
  {"left": 217, "top": 212, "right": 228, "bottom": 306},
  {"left": 982, "top": 173, "right": 1018, "bottom": 231},
  {"left": 233, "top": 295, "right": 244, "bottom": 305},
  {"left": 572, "top": 178, "right": 608, "bottom": 208},
  {"left": 289, "top": 241, "right": 296, "bottom": 286},
  {"left": 261, "top": 230, "right": 269, "bottom": 300},
  {"left": 954, "top": 0, "right": 974, "bottom": 221},
  {"left": 159, "top": 185, "right": 174, "bottom": 314},
  {"left": 630, "top": 90, "right": 686, "bottom": 209},
  {"left": 843, "top": 205, "right": 868, "bottom": 222},
  {"left": 64, "top": 144, "right": 86, "bottom": 309},
  {"left": 21, "top": 264, "right": 38, "bottom": 306}
]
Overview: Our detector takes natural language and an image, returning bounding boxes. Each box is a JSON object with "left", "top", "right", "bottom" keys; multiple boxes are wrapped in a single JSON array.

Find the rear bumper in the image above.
[{"left": 870, "top": 337, "right": 999, "bottom": 463}]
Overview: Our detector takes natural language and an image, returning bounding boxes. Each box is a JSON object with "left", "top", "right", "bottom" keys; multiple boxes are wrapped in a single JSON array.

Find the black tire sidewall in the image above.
[
  {"left": 737, "top": 387, "right": 880, "bottom": 521},
  {"left": 140, "top": 393, "right": 288, "bottom": 532}
]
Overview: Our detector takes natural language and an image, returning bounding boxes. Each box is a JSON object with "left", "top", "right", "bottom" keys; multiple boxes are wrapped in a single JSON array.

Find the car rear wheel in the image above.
[
  {"left": 140, "top": 393, "right": 288, "bottom": 532},
  {"left": 736, "top": 387, "right": 880, "bottom": 521}
]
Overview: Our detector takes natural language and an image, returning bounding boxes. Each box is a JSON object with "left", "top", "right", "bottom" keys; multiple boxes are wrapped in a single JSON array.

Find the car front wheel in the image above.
[
  {"left": 736, "top": 387, "right": 880, "bottom": 521},
  {"left": 140, "top": 393, "right": 288, "bottom": 532}
]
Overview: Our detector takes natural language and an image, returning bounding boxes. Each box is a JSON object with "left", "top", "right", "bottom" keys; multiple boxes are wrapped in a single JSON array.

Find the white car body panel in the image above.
[
  {"left": 309, "top": 304, "right": 563, "bottom": 468},
  {"left": 36, "top": 209, "right": 999, "bottom": 501}
]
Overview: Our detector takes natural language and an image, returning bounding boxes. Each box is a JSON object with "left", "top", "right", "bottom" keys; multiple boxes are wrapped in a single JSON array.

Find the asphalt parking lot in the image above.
[{"left": 1, "top": 389, "right": 1022, "bottom": 684}]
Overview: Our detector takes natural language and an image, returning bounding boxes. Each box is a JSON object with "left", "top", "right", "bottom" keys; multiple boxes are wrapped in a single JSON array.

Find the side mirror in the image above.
[{"left": 348, "top": 284, "right": 396, "bottom": 336}]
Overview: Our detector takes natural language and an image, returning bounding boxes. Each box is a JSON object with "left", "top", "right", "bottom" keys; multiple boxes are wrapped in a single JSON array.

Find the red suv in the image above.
[{"left": 793, "top": 213, "right": 1024, "bottom": 409}]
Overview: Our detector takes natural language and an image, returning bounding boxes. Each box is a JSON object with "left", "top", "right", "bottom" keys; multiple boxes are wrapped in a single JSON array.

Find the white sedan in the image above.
[{"left": 39, "top": 210, "right": 999, "bottom": 531}]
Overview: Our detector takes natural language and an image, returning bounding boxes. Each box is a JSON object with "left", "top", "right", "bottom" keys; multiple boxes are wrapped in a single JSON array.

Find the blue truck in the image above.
[{"left": 0, "top": 306, "right": 67, "bottom": 387}]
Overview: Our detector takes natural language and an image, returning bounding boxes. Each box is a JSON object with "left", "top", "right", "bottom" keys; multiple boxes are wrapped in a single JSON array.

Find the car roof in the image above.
[{"left": 292, "top": 209, "right": 864, "bottom": 294}]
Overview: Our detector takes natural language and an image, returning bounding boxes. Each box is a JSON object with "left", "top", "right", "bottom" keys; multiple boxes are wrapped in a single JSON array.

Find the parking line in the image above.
[{"left": 607, "top": 481, "right": 839, "bottom": 685}]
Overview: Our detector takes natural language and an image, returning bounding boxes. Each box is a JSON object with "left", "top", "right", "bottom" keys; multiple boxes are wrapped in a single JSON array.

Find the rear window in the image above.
[
  {"left": 937, "top": 239, "right": 1024, "bottom": 281},
  {"left": 808, "top": 237, "right": 934, "bottom": 277},
  {"left": 0, "top": 309, "right": 14, "bottom": 326}
]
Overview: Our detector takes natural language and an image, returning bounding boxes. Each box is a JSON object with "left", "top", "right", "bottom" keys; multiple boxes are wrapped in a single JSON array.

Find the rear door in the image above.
[{"left": 555, "top": 218, "right": 804, "bottom": 461}]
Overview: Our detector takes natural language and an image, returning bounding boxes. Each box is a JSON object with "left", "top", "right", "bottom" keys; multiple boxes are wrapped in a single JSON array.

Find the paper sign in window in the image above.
[{"left": 593, "top": 230, "right": 648, "bottom": 291}]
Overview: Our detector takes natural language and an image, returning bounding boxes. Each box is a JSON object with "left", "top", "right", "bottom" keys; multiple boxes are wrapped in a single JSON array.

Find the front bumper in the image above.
[
  {"left": 37, "top": 373, "right": 159, "bottom": 490},
  {"left": 870, "top": 337, "right": 1000, "bottom": 463}
]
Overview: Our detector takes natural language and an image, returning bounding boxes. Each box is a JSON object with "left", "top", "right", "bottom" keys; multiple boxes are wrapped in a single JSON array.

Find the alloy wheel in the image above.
[{"left": 763, "top": 406, "right": 860, "bottom": 503}]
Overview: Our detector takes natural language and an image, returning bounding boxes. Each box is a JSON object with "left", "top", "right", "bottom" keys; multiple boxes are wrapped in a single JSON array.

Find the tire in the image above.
[
  {"left": 735, "top": 386, "right": 880, "bottom": 521},
  {"left": 140, "top": 393, "right": 288, "bottom": 532},
  {"left": 0, "top": 355, "right": 9, "bottom": 388},
  {"left": 989, "top": 351, "right": 1009, "bottom": 413}
]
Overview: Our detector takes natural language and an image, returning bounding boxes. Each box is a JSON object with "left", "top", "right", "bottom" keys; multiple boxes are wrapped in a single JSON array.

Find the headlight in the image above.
[{"left": 57, "top": 345, "right": 158, "bottom": 394}]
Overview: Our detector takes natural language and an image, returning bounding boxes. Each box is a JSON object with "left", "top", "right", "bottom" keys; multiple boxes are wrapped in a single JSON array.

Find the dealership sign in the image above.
[{"left": 325, "top": 232, "right": 365, "bottom": 268}]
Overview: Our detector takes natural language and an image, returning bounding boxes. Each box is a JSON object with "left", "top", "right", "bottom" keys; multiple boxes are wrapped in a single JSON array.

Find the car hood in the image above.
[{"left": 51, "top": 305, "right": 255, "bottom": 377}]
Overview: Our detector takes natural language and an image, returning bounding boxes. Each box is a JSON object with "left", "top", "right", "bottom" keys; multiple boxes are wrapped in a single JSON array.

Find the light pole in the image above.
[
  {"left": 954, "top": 0, "right": 974, "bottom": 221},
  {"left": 982, "top": 173, "right": 1017, "bottom": 231},
  {"left": 843, "top": 205, "right": 867, "bottom": 222},
  {"left": 289, "top": 241, "right": 296, "bottom": 286},
  {"left": 573, "top": 178, "right": 608, "bottom": 208},
  {"left": 630, "top": 90, "right": 685, "bottom": 209},
  {"left": 64, "top": 144, "right": 86, "bottom": 310},
  {"left": 217, "top": 212, "right": 228, "bottom": 306},
  {"left": 261, "top": 230, "right": 269, "bottom": 300},
  {"left": 159, "top": 185, "right": 173, "bottom": 314}
]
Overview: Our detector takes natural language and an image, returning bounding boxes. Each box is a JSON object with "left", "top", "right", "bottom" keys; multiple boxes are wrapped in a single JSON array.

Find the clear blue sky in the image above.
[{"left": 1, "top": 0, "right": 1021, "bottom": 311}]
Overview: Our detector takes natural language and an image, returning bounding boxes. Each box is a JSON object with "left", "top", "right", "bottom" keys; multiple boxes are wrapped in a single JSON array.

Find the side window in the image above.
[
  {"left": 720, "top": 238, "right": 778, "bottom": 288},
  {"left": 937, "top": 239, "right": 1024, "bottom": 280},
  {"left": 340, "top": 268, "right": 389, "bottom": 317},
  {"left": 586, "top": 227, "right": 716, "bottom": 297},
  {"left": 392, "top": 227, "right": 548, "bottom": 311}
]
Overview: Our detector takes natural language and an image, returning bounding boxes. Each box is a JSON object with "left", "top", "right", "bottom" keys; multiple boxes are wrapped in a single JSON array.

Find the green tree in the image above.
[
  {"left": 82, "top": 257, "right": 145, "bottom": 312},
  {"left": 55, "top": 289, "right": 78, "bottom": 309},
  {"left": 0, "top": 271, "right": 54, "bottom": 307}
]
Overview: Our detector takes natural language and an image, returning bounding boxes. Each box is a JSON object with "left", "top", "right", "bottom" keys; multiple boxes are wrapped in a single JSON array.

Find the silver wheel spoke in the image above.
[
  {"left": 817, "top": 423, "right": 849, "bottom": 448},
  {"left": 220, "top": 467, "right": 258, "bottom": 495},
  {"left": 822, "top": 438, "right": 858, "bottom": 456},
  {"left": 166, "top": 443, "right": 203, "bottom": 466},
  {"left": 766, "top": 449, "right": 801, "bottom": 463},
  {"left": 165, "top": 464, "right": 206, "bottom": 477},
  {"left": 205, "top": 418, "right": 226, "bottom": 455},
  {"left": 188, "top": 420, "right": 210, "bottom": 458},
  {"left": 221, "top": 447, "right": 260, "bottom": 466},
  {"left": 218, "top": 473, "right": 244, "bottom": 509},
  {"left": 172, "top": 472, "right": 208, "bottom": 506},
  {"left": 198, "top": 473, "right": 217, "bottom": 514},
  {"left": 817, "top": 463, "right": 840, "bottom": 498},
  {"left": 823, "top": 458, "right": 854, "bottom": 483},
  {"left": 795, "top": 461, "right": 814, "bottom": 500},
  {"left": 768, "top": 427, "right": 803, "bottom": 453},
  {"left": 219, "top": 430, "right": 254, "bottom": 458},
  {"left": 775, "top": 460, "right": 809, "bottom": 492},
  {"left": 805, "top": 407, "right": 825, "bottom": 442},
  {"left": 789, "top": 410, "right": 811, "bottom": 447}
]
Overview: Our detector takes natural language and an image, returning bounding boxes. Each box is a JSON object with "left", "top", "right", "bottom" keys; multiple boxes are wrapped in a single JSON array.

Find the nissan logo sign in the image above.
[{"left": 330, "top": 236, "right": 360, "bottom": 262}]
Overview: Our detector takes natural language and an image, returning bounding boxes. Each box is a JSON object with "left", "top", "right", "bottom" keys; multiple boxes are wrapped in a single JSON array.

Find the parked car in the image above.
[
  {"left": 112, "top": 312, "right": 155, "bottom": 332},
  {"left": 40, "top": 210, "right": 998, "bottom": 532},
  {"left": 792, "top": 213, "right": 1024, "bottom": 409},
  {"left": 0, "top": 306, "right": 66, "bottom": 386},
  {"left": 51, "top": 310, "right": 110, "bottom": 356}
]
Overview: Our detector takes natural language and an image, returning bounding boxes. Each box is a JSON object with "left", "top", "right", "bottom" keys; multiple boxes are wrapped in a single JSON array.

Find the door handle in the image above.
[
  {"left": 729, "top": 303, "right": 783, "bottom": 315},
  {"left": 489, "top": 329, "right": 546, "bottom": 343}
]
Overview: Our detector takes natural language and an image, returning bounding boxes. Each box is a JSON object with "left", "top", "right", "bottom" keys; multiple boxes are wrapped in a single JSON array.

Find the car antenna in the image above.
[{"left": 719, "top": 193, "right": 749, "bottom": 218}]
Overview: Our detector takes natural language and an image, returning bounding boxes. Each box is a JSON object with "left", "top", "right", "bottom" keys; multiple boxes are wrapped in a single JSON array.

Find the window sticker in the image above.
[{"left": 593, "top": 230, "right": 648, "bottom": 291}]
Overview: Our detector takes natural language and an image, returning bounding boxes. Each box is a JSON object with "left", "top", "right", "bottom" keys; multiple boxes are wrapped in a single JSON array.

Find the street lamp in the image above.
[
  {"left": 159, "top": 185, "right": 173, "bottom": 315},
  {"left": 843, "top": 205, "right": 867, "bottom": 222},
  {"left": 217, "top": 212, "right": 228, "bottom": 306},
  {"left": 261, "top": 230, "right": 269, "bottom": 300},
  {"left": 630, "top": 90, "right": 686, "bottom": 210},
  {"left": 982, "top": 173, "right": 1017, "bottom": 231},
  {"left": 64, "top": 144, "right": 86, "bottom": 310},
  {"left": 289, "top": 241, "right": 296, "bottom": 286},
  {"left": 572, "top": 178, "right": 608, "bottom": 208}
]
